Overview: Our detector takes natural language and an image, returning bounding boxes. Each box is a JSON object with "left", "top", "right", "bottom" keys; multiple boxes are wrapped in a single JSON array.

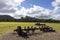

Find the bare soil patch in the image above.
[{"left": 0, "top": 31, "right": 60, "bottom": 40}]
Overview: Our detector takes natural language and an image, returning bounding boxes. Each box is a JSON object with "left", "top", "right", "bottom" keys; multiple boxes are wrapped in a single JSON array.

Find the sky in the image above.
[{"left": 0, "top": 0, "right": 60, "bottom": 20}]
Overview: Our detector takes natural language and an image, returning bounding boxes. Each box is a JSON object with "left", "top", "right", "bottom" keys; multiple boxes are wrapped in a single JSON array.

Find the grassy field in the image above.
[{"left": 0, "top": 22, "right": 60, "bottom": 35}]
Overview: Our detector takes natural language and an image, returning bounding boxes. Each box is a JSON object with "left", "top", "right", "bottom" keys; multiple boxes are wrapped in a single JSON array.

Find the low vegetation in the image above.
[{"left": 0, "top": 22, "right": 60, "bottom": 35}]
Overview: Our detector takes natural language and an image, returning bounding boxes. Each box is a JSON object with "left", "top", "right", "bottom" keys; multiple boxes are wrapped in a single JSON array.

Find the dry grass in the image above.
[
  {"left": 0, "top": 22, "right": 60, "bottom": 40},
  {"left": 0, "top": 22, "right": 60, "bottom": 35}
]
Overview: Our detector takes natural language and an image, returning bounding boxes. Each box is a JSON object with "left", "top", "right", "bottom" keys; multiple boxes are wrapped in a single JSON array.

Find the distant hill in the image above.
[
  {"left": 0, "top": 15, "right": 60, "bottom": 23},
  {"left": 0, "top": 15, "right": 14, "bottom": 22}
]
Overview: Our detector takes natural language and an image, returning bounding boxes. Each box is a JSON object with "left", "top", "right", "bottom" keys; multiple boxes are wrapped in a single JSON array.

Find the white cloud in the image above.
[
  {"left": 52, "top": 0, "right": 60, "bottom": 7},
  {"left": 26, "top": 5, "right": 52, "bottom": 18},
  {"left": 0, "top": 0, "right": 60, "bottom": 20},
  {"left": 11, "top": 5, "right": 52, "bottom": 19},
  {"left": 52, "top": 14, "right": 60, "bottom": 20},
  {"left": 51, "top": 0, "right": 60, "bottom": 20},
  {"left": 0, "top": 0, "right": 26, "bottom": 19},
  {"left": 0, "top": 0, "right": 25, "bottom": 14},
  {"left": 6, "top": 0, "right": 25, "bottom": 7}
]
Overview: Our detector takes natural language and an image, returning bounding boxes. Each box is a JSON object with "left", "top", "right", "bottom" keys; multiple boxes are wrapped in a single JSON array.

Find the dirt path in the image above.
[{"left": 0, "top": 31, "right": 60, "bottom": 40}]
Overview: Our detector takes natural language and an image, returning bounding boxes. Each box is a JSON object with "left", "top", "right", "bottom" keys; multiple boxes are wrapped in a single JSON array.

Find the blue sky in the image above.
[
  {"left": 20, "top": 0, "right": 54, "bottom": 10},
  {"left": 0, "top": 0, "right": 60, "bottom": 20}
]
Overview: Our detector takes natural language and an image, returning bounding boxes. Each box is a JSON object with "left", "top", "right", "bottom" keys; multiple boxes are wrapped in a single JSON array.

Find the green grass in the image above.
[{"left": 0, "top": 22, "right": 60, "bottom": 35}]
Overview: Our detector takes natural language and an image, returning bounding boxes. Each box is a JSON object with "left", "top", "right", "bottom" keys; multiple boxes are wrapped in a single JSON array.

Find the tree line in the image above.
[{"left": 0, "top": 15, "right": 60, "bottom": 23}]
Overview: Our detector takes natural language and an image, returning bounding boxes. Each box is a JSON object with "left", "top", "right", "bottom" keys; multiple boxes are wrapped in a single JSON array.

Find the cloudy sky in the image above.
[{"left": 0, "top": 0, "right": 60, "bottom": 20}]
